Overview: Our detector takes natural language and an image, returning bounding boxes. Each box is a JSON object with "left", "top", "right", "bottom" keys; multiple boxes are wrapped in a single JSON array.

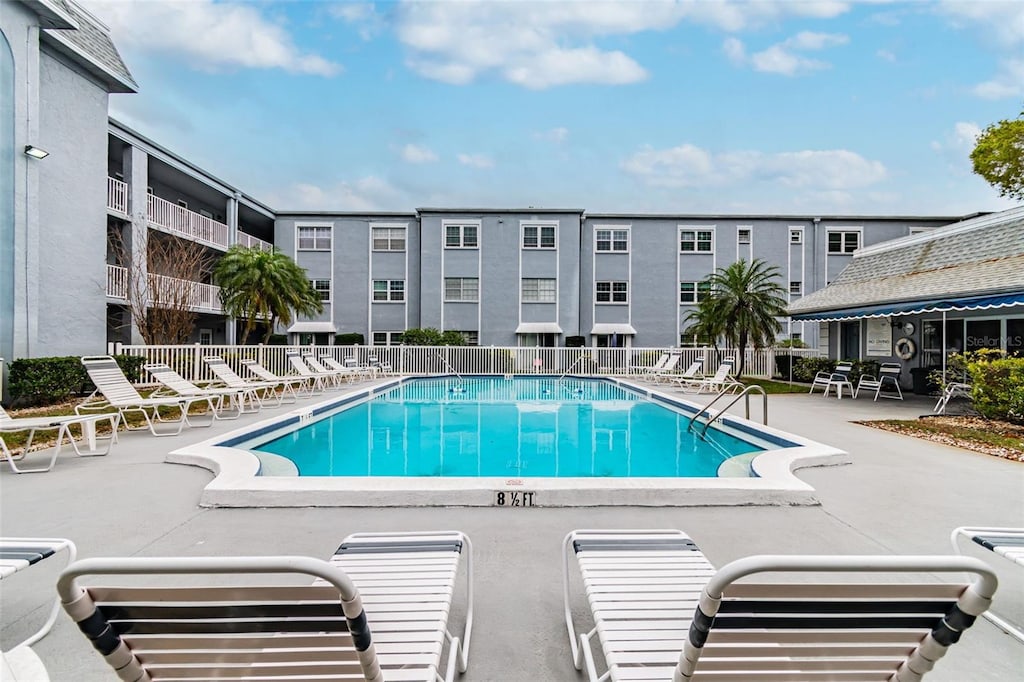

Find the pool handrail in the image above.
[{"left": 688, "top": 384, "right": 768, "bottom": 438}]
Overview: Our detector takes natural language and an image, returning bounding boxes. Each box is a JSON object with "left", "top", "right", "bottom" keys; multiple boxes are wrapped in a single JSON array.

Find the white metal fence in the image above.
[
  {"left": 107, "top": 176, "right": 129, "bottom": 215},
  {"left": 106, "top": 343, "right": 820, "bottom": 385},
  {"left": 147, "top": 193, "right": 229, "bottom": 248}
]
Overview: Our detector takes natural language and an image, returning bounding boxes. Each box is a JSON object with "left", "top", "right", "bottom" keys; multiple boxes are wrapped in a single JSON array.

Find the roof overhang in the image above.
[
  {"left": 791, "top": 291, "right": 1024, "bottom": 322},
  {"left": 590, "top": 323, "right": 637, "bottom": 335},
  {"left": 287, "top": 322, "right": 338, "bottom": 334},
  {"left": 515, "top": 322, "right": 563, "bottom": 334}
]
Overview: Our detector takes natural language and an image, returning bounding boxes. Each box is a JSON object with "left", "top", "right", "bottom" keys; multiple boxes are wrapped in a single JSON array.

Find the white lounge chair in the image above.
[
  {"left": 810, "top": 360, "right": 855, "bottom": 399},
  {"left": 287, "top": 352, "right": 329, "bottom": 393},
  {"left": 145, "top": 362, "right": 254, "bottom": 418},
  {"left": 304, "top": 354, "right": 349, "bottom": 387},
  {"left": 0, "top": 405, "right": 118, "bottom": 474},
  {"left": 322, "top": 355, "right": 371, "bottom": 382},
  {"left": 935, "top": 381, "right": 972, "bottom": 414},
  {"left": 78, "top": 355, "right": 215, "bottom": 436},
  {"left": 856, "top": 362, "right": 904, "bottom": 400},
  {"left": 668, "top": 360, "right": 704, "bottom": 388},
  {"left": 648, "top": 354, "right": 681, "bottom": 383},
  {"left": 564, "top": 528, "right": 997, "bottom": 682},
  {"left": 635, "top": 352, "right": 671, "bottom": 378},
  {"left": 676, "top": 357, "right": 741, "bottom": 393},
  {"left": 952, "top": 526, "right": 1024, "bottom": 644},
  {"left": 58, "top": 530, "right": 473, "bottom": 682},
  {"left": 367, "top": 354, "right": 394, "bottom": 376},
  {"left": 237, "top": 358, "right": 310, "bottom": 402}
]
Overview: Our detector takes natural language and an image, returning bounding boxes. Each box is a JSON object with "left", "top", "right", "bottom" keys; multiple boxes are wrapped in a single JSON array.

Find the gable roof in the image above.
[{"left": 789, "top": 206, "right": 1024, "bottom": 319}]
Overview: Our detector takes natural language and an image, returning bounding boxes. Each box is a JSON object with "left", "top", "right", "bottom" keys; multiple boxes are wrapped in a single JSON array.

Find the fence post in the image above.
[
  {"left": 258, "top": 343, "right": 265, "bottom": 367},
  {"left": 193, "top": 343, "right": 202, "bottom": 381}
]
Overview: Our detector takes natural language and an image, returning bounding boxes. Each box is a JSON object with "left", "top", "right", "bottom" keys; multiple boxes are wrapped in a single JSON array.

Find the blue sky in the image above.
[{"left": 85, "top": 0, "right": 1023, "bottom": 215}]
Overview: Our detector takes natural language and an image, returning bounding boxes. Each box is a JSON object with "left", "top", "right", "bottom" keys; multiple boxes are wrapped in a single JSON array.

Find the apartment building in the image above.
[{"left": 1, "top": 0, "right": 976, "bottom": 365}]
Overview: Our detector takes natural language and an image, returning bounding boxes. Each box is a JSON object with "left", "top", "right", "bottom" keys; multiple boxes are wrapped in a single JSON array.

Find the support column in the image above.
[
  {"left": 123, "top": 145, "right": 149, "bottom": 344},
  {"left": 223, "top": 192, "right": 240, "bottom": 344}
]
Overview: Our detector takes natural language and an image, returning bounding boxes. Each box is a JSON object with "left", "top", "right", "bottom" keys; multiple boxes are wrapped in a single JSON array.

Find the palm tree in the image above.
[
  {"left": 702, "top": 259, "right": 788, "bottom": 377},
  {"left": 214, "top": 246, "right": 324, "bottom": 344}
]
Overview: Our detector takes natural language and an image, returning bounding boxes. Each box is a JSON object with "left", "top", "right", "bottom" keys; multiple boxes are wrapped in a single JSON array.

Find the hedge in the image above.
[
  {"left": 335, "top": 332, "right": 365, "bottom": 345},
  {"left": 6, "top": 354, "right": 147, "bottom": 408},
  {"left": 967, "top": 356, "right": 1024, "bottom": 424}
]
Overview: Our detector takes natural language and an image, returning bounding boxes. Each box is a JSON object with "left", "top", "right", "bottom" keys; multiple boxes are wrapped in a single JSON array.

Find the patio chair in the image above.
[
  {"left": 305, "top": 354, "right": 350, "bottom": 387},
  {"left": 951, "top": 526, "right": 1023, "bottom": 644},
  {"left": 676, "top": 357, "right": 741, "bottom": 394},
  {"left": 78, "top": 356, "right": 215, "bottom": 437},
  {"left": 287, "top": 352, "right": 329, "bottom": 393},
  {"left": 667, "top": 360, "right": 704, "bottom": 388},
  {"left": 238, "top": 358, "right": 310, "bottom": 402},
  {"left": 58, "top": 530, "right": 473, "bottom": 682},
  {"left": 144, "top": 362, "right": 255, "bottom": 418},
  {"left": 322, "top": 355, "right": 372, "bottom": 381},
  {"left": 648, "top": 353, "right": 681, "bottom": 383},
  {"left": 809, "top": 360, "right": 855, "bottom": 399},
  {"left": 635, "top": 352, "right": 671, "bottom": 378},
  {"left": 935, "top": 381, "right": 972, "bottom": 414},
  {"left": 367, "top": 354, "right": 394, "bottom": 376},
  {"left": 0, "top": 405, "right": 118, "bottom": 474},
  {"left": 563, "top": 528, "right": 997, "bottom": 682},
  {"left": 855, "top": 361, "right": 904, "bottom": 400}
]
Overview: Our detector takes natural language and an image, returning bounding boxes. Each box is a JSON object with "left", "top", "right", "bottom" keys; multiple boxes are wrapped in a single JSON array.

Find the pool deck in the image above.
[{"left": 2, "top": 377, "right": 1022, "bottom": 680}]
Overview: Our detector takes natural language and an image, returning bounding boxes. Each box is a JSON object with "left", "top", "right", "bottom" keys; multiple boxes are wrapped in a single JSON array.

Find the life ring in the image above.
[{"left": 895, "top": 337, "right": 916, "bottom": 360}]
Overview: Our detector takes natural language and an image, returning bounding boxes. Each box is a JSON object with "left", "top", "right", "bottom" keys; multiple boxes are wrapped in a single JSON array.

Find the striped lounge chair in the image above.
[
  {"left": 59, "top": 530, "right": 472, "bottom": 682},
  {"left": 564, "top": 528, "right": 996, "bottom": 682},
  {"left": 952, "top": 526, "right": 1023, "bottom": 644}
]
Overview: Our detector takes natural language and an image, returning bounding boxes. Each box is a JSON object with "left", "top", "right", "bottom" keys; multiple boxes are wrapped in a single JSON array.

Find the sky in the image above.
[{"left": 83, "top": 0, "right": 1023, "bottom": 216}]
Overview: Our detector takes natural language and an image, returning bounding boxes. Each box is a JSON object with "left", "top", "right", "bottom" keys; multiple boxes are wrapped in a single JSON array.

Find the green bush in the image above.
[
  {"left": 792, "top": 356, "right": 834, "bottom": 382},
  {"left": 565, "top": 336, "right": 586, "bottom": 348},
  {"left": 267, "top": 334, "right": 288, "bottom": 346},
  {"left": 6, "top": 354, "right": 146, "bottom": 408},
  {"left": 967, "top": 356, "right": 1024, "bottom": 424},
  {"left": 335, "top": 332, "right": 365, "bottom": 346},
  {"left": 398, "top": 328, "right": 467, "bottom": 346}
]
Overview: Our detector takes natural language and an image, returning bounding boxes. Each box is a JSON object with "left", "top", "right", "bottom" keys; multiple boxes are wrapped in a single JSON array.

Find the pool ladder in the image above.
[
  {"left": 434, "top": 351, "right": 465, "bottom": 387},
  {"left": 687, "top": 385, "right": 767, "bottom": 439}
]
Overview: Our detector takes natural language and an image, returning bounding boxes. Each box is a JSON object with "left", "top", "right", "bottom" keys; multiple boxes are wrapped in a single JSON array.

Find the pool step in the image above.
[{"left": 255, "top": 451, "right": 299, "bottom": 477}]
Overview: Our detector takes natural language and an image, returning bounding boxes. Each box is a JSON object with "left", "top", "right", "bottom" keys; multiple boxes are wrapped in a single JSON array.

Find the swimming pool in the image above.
[
  {"left": 251, "top": 377, "right": 763, "bottom": 478},
  {"left": 169, "top": 375, "right": 850, "bottom": 507}
]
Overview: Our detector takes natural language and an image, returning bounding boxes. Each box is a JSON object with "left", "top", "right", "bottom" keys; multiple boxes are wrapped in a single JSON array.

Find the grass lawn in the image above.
[
  {"left": 739, "top": 378, "right": 809, "bottom": 394},
  {"left": 857, "top": 416, "right": 1024, "bottom": 462}
]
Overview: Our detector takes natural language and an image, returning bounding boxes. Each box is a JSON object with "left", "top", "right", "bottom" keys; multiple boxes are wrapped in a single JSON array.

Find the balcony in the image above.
[
  {"left": 107, "top": 176, "right": 129, "bottom": 215},
  {"left": 237, "top": 230, "right": 274, "bottom": 252},
  {"left": 106, "top": 264, "right": 223, "bottom": 314},
  {"left": 147, "top": 193, "right": 229, "bottom": 249}
]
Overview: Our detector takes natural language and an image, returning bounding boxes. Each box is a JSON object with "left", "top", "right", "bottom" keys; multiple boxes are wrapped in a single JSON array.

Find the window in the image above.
[
  {"left": 372, "top": 226, "right": 406, "bottom": 251},
  {"left": 372, "top": 331, "right": 404, "bottom": 346},
  {"left": 298, "top": 225, "right": 332, "bottom": 250},
  {"left": 738, "top": 228, "right": 751, "bottom": 244},
  {"left": 680, "top": 229, "right": 713, "bottom": 253},
  {"left": 679, "top": 281, "right": 711, "bottom": 304},
  {"left": 790, "top": 229, "right": 803, "bottom": 244},
  {"left": 791, "top": 332, "right": 802, "bottom": 342},
  {"left": 828, "top": 231, "right": 860, "bottom": 254},
  {"left": 523, "top": 224, "right": 556, "bottom": 249},
  {"left": 177, "top": 199, "right": 188, "bottom": 209},
  {"left": 445, "top": 277, "right": 479, "bottom": 301},
  {"left": 596, "top": 229, "right": 629, "bottom": 252},
  {"left": 445, "top": 223, "right": 478, "bottom": 248},
  {"left": 198, "top": 329, "right": 213, "bottom": 345},
  {"left": 457, "top": 331, "right": 479, "bottom": 346},
  {"left": 372, "top": 279, "right": 404, "bottom": 302},
  {"left": 596, "top": 281, "right": 628, "bottom": 303},
  {"left": 789, "top": 281, "right": 802, "bottom": 295},
  {"left": 521, "top": 278, "right": 556, "bottom": 302},
  {"left": 310, "top": 279, "right": 331, "bottom": 302}
]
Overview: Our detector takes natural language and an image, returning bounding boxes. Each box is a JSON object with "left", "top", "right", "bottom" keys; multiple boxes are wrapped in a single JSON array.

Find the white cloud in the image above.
[
  {"left": 329, "top": 2, "right": 387, "bottom": 41},
  {"left": 457, "top": 153, "right": 494, "bottom": 169},
  {"left": 534, "top": 127, "right": 569, "bottom": 144},
  {"left": 269, "top": 176, "right": 401, "bottom": 211},
  {"left": 621, "top": 143, "right": 887, "bottom": 190},
  {"left": 876, "top": 48, "right": 897, "bottom": 62},
  {"left": 399, "top": 143, "right": 438, "bottom": 164},
  {"left": 931, "top": 121, "right": 982, "bottom": 173},
  {"left": 972, "top": 59, "right": 1024, "bottom": 100},
  {"left": 393, "top": 1, "right": 853, "bottom": 88},
  {"left": 747, "top": 32, "right": 849, "bottom": 75},
  {"left": 722, "top": 37, "right": 746, "bottom": 65},
  {"left": 937, "top": 1, "right": 1024, "bottom": 47},
  {"left": 85, "top": 0, "right": 340, "bottom": 76}
]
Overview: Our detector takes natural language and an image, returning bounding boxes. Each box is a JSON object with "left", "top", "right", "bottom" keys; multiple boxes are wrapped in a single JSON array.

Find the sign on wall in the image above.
[{"left": 866, "top": 318, "right": 893, "bottom": 357}]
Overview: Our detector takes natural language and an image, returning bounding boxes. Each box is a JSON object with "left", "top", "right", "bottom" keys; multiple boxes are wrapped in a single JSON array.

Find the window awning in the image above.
[
  {"left": 791, "top": 292, "right": 1024, "bottom": 322},
  {"left": 287, "top": 322, "right": 338, "bottom": 333},
  {"left": 590, "top": 323, "right": 637, "bottom": 335},
  {"left": 515, "top": 322, "right": 563, "bottom": 334}
]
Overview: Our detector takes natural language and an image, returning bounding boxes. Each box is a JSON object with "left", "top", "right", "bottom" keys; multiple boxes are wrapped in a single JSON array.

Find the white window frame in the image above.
[
  {"left": 522, "top": 222, "right": 557, "bottom": 249},
  {"left": 371, "top": 225, "right": 406, "bottom": 252},
  {"left": 679, "top": 226, "right": 715, "bottom": 254},
  {"left": 297, "top": 224, "right": 332, "bottom": 251},
  {"left": 444, "top": 277, "right": 480, "bottom": 302},
  {"left": 596, "top": 280, "right": 628, "bottom": 304},
  {"left": 790, "top": 228, "right": 803, "bottom": 244},
  {"left": 827, "top": 229, "right": 861, "bottom": 254},
  {"left": 443, "top": 221, "right": 479, "bottom": 249},
  {"left": 372, "top": 331, "right": 404, "bottom": 346},
  {"left": 595, "top": 227, "right": 629, "bottom": 253},
  {"left": 679, "top": 281, "right": 711, "bottom": 305},
  {"left": 737, "top": 227, "right": 752, "bottom": 245},
  {"left": 198, "top": 328, "right": 213, "bottom": 345},
  {"left": 521, "top": 278, "right": 557, "bottom": 303},
  {"left": 177, "top": 199, "right": 188, "bottom": 209},
  {"left": 310, "top": 278, "right": 331, "bottom": 302},
  {"left": 372, "top": 279, "right": 405, "bottom": 302},
  {"left": 789, "top": 281, "right": 802, "bottom": 295},
  {"left": 457, "top": 331, "right": 479, "bottom": 346}
]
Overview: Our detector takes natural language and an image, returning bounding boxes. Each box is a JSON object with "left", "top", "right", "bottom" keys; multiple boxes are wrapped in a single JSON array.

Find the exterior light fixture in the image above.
[{"left": 24, "top": 145, "right": 49, "bottom": 159}]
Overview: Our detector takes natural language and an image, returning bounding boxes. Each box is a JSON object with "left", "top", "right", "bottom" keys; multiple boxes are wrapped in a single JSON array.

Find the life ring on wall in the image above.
[{"left": 895, "top": 337, "right": 916, "bottom": 360}]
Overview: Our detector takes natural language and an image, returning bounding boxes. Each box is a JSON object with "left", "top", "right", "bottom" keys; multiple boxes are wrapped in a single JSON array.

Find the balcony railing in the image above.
[
  {"left": 107, "top": 176, "right": 129, "bottom": 215},
  {"left": 147, "top": 194, "right": 229, "bottom": 249},
  {"left": 106, "top": 264, "right": 223, "bottom": 313},
  {"left": 237, "top": 231, "right": 274, "bottom": 252}
]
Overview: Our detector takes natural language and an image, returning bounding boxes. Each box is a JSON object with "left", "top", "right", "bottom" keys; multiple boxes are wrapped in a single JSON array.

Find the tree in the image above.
[
  {"left": 214, "top": 245, "right": 323, "bottom": 344},
  {"left": 398, "top": 328, "right": 467, "bottom": 346},
  {"left": 971, "top": 111, "right": 1024, "bottom": 202},
  {"left": 702, "top": 259, "right": 788, "bottom": 377}
]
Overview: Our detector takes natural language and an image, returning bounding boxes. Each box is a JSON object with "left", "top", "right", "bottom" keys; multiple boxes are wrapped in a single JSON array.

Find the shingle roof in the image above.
[
  {"left": 39, "top": 0, "right": 137, "bottom": 93},
  {"left": 789, "top": 206, "right": 1024, "bottom": 315}
]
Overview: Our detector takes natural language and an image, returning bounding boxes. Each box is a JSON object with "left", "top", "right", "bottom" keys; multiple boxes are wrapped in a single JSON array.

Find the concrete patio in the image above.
[{"left": 1, "top": 380, "right": 1021, "bottom": 680}]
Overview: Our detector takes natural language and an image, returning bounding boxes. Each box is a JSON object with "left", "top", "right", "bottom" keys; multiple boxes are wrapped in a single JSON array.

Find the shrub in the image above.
[
  {"left": 777, "top": 338, "right": 809, "bottom": 348},
  {"left": 565, "top": 336, "right": 586, "bottom": 348},
  {"left": 267, "top": 334, "right": 288, "bottom": 346},
  {"left": 6, "top": 354, "right": 146, "bottom": 408},
  {"left": 792, "top": 356, "right": 834, "bottom": 383},
  {"left": 335, "top": 332, "right": 365, "bottom": 346},
  {"left": 967, "top": 356, "right": 1024, "bottom": 424},
  {"left": 398, "top": 328, "right": 467, "bottom": 346}
]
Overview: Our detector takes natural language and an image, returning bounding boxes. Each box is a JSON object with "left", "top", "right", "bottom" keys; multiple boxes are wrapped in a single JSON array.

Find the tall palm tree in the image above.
[
  {"left": 703, "top": 259, "right": 788, "bottom": 377},
  {"left": 214, "top": 246, "right": 324, "bottom": 344}
]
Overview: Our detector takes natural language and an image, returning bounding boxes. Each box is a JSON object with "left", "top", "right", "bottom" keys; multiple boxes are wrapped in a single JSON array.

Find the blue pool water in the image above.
[{"left": 254, "top": 377, "right": 763, "bottom": 478}]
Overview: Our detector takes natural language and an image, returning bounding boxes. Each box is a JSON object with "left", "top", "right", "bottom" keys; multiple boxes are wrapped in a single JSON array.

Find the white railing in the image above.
[
  {"left": 147, "top": 194, "right": 229, "bottom": 248},
  {"left": 237, "top": 231, "right": 274, "bottom": 252},
  {"left": 105, "top": 264, "right": 222, "bottom": 313},
  {"left": 107, "top": 176, "right": 129, "bottom": 215},
  {"left": 106, "top": 344, "right": 822, "bottom": 385}
]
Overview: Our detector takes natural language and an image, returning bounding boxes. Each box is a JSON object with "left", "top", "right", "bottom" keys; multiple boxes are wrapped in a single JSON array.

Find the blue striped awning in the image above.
[{"left": 791, "top": 292, "right": 1024, "bottom": 322}]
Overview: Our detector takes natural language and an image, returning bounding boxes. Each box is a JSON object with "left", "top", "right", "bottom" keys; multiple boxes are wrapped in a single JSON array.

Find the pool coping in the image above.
[{"left": 168, "top": 375, "right": 850, "bottom": 507}]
